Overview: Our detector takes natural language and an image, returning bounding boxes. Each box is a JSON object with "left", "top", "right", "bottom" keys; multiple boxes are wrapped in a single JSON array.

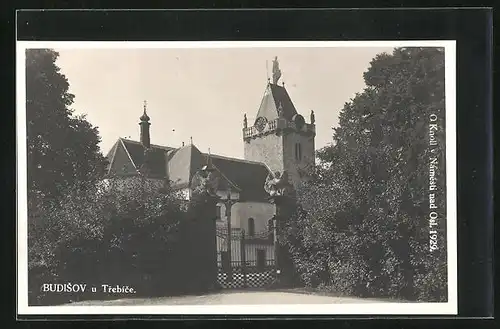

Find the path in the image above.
[{"left": 68, "top": 290, "right": 394, "bottom": 306}]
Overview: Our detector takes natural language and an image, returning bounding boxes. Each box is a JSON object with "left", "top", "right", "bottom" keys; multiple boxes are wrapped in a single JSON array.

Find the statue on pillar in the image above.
[
  {"left": 191, "top": 168, "right": 220, "bottom": 198},
  {"left": 243, "top": 113, "right": 248, "bottom": 129},
  {"left": 272, "top": 56, "right": 282, "bottom": 85},
  {"left": 187, "top": 165, "right": 220, "bottom": 293},
  {"left": 310, "top": 110, "right": 315, "bottom": 124},
  {"left": 264, "top": 170, "right": 297, "bottom": 289}
]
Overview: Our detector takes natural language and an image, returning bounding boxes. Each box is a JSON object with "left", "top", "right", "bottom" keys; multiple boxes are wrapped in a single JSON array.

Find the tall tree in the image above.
[
  {"left": 26, "top": 49, "right": 107, "bottom": 200},
  {"left": 286, "top": 47, "right": 447, "bottom": 301}
]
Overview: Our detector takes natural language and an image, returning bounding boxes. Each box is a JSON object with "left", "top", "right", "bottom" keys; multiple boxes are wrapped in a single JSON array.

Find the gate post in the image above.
[
  {"left": 221, "top": 190, "right": 238, "bottom": 282},
  {"left": 264, "top": 171, "right": 297, "bottom": 288},
  {"left": 240, "top": 230, "right": 247, "bottom": 288},
  {"left": 189, "top": 165, "right": 221, "bottom": 293}
]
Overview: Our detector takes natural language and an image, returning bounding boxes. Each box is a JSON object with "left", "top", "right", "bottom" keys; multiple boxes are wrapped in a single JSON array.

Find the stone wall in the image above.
[
  {"left": 216, "top": 200, "right": 275, "bottom": 233},
  {"left": 283, "top": 132, "right": 315, "bottom": 188},
  {"left": 244, "top": 133, "right": 284, "bottom": 174}
]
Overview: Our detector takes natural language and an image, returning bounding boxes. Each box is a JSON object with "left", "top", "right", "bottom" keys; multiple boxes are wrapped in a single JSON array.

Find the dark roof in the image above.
[
  {"left": 105, "top": 139, "right": 271, "bottom": 201},
  {"left": 105, "top": 138, "right": 173, "bottom": 179},
  {"left": 255, "top": 82, "right": 298, "bottom": 123},
  {"left": 105, "top": 139, "right": 139, "bottom": 176},
  {"left": 206, "top": 154, "right": 270, "bottom": 201},
  {"left": 120, "top": 139, "right": 174, "bottom": 179}
]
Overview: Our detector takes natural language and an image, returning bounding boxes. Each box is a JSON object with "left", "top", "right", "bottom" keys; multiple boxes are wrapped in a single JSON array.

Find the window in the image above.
[
  {"left": 268, "top": 218, "right": 275, "bottom": 241},
  {"left": 248, "top": 218, "right": 255, "bottom": 236},
  {"left": 295, "top": 143, "right": 302, "bottom": 161},
  {"left": 216, "top": 205, "right": 222, "bottom": 220}
]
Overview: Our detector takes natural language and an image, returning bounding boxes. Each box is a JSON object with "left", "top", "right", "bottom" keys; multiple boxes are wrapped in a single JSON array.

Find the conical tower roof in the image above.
[{"left": 254, "top": 82, "right": 298, "bottom": 123}]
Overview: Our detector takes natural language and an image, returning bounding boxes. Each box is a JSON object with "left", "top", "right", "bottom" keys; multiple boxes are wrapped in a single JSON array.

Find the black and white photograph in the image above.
[{"left": 17, "top": 41, "right": 457, "bottom": 315}]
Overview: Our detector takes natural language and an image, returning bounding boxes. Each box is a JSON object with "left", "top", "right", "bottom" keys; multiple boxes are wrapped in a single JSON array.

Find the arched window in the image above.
[
  {"left": 248, "top": 218, "right": 255, "bottom": 236},
  {"left": 216, "top": 205, "right": 222, "bottom": 220}
]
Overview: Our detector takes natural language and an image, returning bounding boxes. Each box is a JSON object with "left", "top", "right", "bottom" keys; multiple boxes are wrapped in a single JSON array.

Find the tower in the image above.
[
  {"left": 139, "top": 100, "right": 151, "bottom": 149},
  {"left": 243, "top": 57, "right": 316, "bottom": 188}
]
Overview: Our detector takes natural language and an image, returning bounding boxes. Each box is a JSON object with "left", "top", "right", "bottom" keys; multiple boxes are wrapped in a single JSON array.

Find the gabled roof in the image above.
[
  {"left": 121, "top": 139, "right": 173, "bottom": 177},
  {"left": 105, "top": 139, "right": 271, "bottom": 202},
  {"left": 105, "top": 138, "right": 173, "bottom": 179},
  {"left": 166, "top": 144, "right": 262, "bottom": 197},
  {"left": 254, "top": 82, "right": 298, "bottom": 123},
  {"left": 166, "top": 144, "right": 207, "bottom": 188},
  {"left": 105, "top": 139, "right": 138, "bottom": 177}
]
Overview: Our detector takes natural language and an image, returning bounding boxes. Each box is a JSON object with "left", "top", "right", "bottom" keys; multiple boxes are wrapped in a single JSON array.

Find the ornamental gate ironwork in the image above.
[{"left": 215, "top": 226, "right": 277, "bottom": 289}]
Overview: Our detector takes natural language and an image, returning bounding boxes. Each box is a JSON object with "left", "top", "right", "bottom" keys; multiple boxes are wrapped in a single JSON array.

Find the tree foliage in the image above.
[
  {"left": 26, "top": 49, "right": 221, "bottom": 305},
  {"left": 284, "top": 47, "right": 447, "bottom": 301},
  {"left": 28, "top": 177, "right": 190, "bottom": 305},
  {"left": 26, "top": 49, "right": 108, "bottom": 200}
]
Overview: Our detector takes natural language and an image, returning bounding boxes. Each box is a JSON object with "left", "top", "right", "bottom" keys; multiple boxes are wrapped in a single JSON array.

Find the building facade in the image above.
[{"left": 104, "top": 58, "right": 316, "bottom": 265}]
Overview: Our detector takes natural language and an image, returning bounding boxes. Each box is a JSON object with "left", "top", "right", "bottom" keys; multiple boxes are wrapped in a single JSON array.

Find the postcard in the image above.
[{"left": 17, "top": 40, "right": 457, "bottom": 316}]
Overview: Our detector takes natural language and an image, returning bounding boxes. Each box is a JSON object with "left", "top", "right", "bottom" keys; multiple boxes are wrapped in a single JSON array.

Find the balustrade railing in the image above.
[
  {"left": 267, "top": 119, "right": 278, "bottom": 130},
  {"left": 243, "top": 118, "right": 315, "bottom": 139}
]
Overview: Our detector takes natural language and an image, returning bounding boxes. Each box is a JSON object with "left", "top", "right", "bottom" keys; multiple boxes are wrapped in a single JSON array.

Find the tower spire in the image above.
[
  {"left": 139, "top": 100, "right": 151, "bottom": 148},
  {"left": 140, "top": 100, "right": 150, "bottom": 122}
]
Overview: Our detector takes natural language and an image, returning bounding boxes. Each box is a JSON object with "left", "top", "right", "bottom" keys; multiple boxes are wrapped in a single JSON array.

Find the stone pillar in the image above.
[
  {"left": 188, "top": 168, "right": 220, "bottom": 293},
  {"left": 221, "top": 192, "right": 238, "bottom": 281},
  {"left": 265, "top": 170, "right": 298, "bottom": 288},
  {"left": 191, "top": 194, "right": 219, "bottom": 292},
  {"left": 269, "top": 194, "right": 297, "bottom": 288}
]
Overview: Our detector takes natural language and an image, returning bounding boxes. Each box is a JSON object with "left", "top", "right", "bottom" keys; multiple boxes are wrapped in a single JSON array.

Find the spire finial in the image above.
[
  {"left": 140, "top": 100, "right": 150, "bottom": 122},
  {"left": 190, "top": 136, "right": 193, "bottom": 145},
  {"left": 202, "top": 147, "right": 214, "bottom": 172}
]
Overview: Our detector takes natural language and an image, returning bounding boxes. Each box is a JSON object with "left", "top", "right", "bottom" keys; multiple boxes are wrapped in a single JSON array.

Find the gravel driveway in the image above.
[{"left": 68, "top": 290, "right": 395, "bottom": 306}]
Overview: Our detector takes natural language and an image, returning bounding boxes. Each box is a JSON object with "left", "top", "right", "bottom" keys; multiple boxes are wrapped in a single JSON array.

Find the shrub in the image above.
[
  {"left": 281, "top": 48, "right": 447, "bottom": 302},
  {"left": 28, "top": 177, "right": 190, "bottom": 305}
]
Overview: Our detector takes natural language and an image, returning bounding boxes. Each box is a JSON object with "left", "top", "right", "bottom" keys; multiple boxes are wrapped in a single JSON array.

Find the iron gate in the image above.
[{"left": 215, "top": 226, "right": 277, "bottom": 289}]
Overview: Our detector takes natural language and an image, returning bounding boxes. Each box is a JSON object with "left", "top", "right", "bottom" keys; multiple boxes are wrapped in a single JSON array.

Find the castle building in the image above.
[{"left": 104, "top": 58, "right": 316, "bottom": 261}]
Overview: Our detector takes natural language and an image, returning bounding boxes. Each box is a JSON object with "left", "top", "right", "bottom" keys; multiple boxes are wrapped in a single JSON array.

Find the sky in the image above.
[{"left": 55, "top": 46, "right": 394, "bottom": 159}]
